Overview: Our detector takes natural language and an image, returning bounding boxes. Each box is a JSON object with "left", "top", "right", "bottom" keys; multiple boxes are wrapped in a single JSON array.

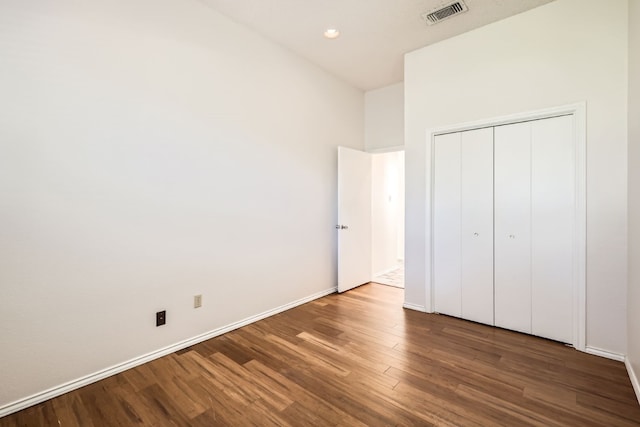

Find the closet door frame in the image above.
[{"left": 424, "top": 102, "right": 586, "bottom": 352}]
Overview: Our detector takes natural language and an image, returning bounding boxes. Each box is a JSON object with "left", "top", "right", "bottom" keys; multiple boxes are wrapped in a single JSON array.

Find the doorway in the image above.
[{"left": 371, "top": 151, "right": 405, "bottom": 288}]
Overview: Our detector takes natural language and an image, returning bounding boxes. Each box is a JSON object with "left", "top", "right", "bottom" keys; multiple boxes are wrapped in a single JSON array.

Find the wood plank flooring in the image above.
[{"left": 2, "top": 283, "right": 639, "bottom": 426}]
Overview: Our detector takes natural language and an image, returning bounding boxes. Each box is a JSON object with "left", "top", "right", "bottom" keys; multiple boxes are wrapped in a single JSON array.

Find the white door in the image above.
[
  {"left": 337, "top": 147, "right": 372, "bottom": 293},
  {"left": 430, "top": 110, "right": 582, "bottom": 346},
  {"left": 433, "top": 128, "right": 494, "bottom": 324},
  {"left": 530, "top": 115, "right": 574, "bottom": 343},
  {"left": 433, "top": 133, "right": 462, "bottom": 317},
  {"left": 494, "top": 122, "right": 533, "bottom": 335},
  {"left": 460, "top": 128, "right": 494, "bottom": 325}
]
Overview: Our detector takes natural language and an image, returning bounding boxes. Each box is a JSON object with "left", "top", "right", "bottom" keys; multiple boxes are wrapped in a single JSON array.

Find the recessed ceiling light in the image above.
[{"left": 323, "top": 28, "right": 340, "bottom": 39}]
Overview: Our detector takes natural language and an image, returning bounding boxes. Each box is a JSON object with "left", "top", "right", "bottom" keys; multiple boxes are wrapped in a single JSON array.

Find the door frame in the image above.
[{"left": 425, "top": 102, "right": 587, "bottom": 351}]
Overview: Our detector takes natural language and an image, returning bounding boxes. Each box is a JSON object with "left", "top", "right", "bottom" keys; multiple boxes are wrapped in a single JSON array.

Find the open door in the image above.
[{"left": 337, "top": 147, "right": 372, "bottom": 292}]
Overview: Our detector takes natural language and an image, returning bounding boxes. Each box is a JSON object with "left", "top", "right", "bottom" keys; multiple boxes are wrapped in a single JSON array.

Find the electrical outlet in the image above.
[
  {"left": 156, "top": 310, "right": 166, "bottom": 327},
  {"left": 194, "top": 295, "right": 202, "bottom": 308}
]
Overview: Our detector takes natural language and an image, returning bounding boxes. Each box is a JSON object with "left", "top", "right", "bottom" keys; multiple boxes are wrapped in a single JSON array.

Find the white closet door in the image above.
[
  {"left": 433, "top": 133, "right": 462, "bottom": 317},
  {"left": 494, "top": 122, "right": 532, "bottom": 334},
  {"left": 460, "top": 128, "right": 494, "bottom": 325},
  {"left": 531, "top": 116, "right": 574, "bottom": 343}
]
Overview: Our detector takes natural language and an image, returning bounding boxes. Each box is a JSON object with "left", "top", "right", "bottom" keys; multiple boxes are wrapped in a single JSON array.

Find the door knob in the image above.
[{"left": 473, "top": 232, "right": 479, "bottom": 237}]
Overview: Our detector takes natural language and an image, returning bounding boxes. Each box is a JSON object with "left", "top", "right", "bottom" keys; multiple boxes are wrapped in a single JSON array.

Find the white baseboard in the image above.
[
  {"left": 403, "top": 302, "right": 428, "bottom": 312},
  {"left": 0, "top": 286, "right": 337, "bottom": 418},
  {"left": 372, "top": 281, "right": 404, "bottom": 289},
  {"left": 626, "top": 357, "right": 640, "bottom": 406},
  {"left": 585, "top": 346, "right": 626, "bottom": 362},
  {"left": 373, "top": 266, "right": 399, "bottom": 277}
]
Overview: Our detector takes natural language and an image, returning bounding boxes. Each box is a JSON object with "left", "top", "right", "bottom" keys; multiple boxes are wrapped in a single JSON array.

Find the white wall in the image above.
[
  {"left": 405, "top": 0, "right": 628, "bottom": 354},
  {"left": 0, "top": 0, "right": 363, "bottom": 410},
  {"left": 372, "top": 151, "right": 404, "bottom": 276},
  {"left": 627, "top": 0, "right": 640, "bottom": 400},
  {"left": 365, "top": 82, "right": 404, "bottom": 151}
]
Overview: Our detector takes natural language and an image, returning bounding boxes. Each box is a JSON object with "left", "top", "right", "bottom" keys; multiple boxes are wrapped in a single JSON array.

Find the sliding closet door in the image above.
[
  {"left": 460, "top": 128, "right": 494, "bottom": 325},
  {"left": 434, "top": 129, "right": 493, "bottom": 324},
  {"left": 531, "top": 116, "right": 574, "bottom": 343},
  {"left": 433, "top": 133, "right": 462, "bottom": 317},
  {"left": 494, "top": 122, "right": 532, "bottom": 334}
]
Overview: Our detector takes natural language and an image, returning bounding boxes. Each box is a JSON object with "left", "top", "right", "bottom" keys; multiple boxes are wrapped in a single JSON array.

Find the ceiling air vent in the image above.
[{"left": 422, "top": 1, "right": 468, "bottom": 25}]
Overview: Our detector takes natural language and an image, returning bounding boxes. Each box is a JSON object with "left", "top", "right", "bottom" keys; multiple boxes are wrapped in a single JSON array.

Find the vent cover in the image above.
[{"left": 422, "top": 1, "right": 468, "bottom": 25}]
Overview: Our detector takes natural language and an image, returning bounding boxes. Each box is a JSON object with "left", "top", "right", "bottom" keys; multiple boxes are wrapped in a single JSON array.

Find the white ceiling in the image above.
[{"left": 199, "top": 0, "right": 554, "bottom": 91}]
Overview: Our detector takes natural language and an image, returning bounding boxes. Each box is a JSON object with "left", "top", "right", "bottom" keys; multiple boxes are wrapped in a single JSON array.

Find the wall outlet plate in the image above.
[{"left": 156, "top": 310, "right": 166, "bottom": 326}]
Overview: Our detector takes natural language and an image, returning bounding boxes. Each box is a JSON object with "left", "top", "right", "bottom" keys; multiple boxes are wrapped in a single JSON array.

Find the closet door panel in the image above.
[
  {"left": 460, "top": 128, "right": 494, "bottom": 325},
  {"left": 494, "top": 122, "right": 532, "bottom": 334},
  {"left": 531, "top": 115, "right": 574, "bottom": 343},
  {"left": 433, "top": 133, "right": 462, "bottom": 317}
]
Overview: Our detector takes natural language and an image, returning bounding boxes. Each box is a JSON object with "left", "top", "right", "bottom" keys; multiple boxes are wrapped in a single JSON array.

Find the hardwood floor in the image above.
[{"left": 2, "top": 283, "right": 639, "bottom": 426}]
